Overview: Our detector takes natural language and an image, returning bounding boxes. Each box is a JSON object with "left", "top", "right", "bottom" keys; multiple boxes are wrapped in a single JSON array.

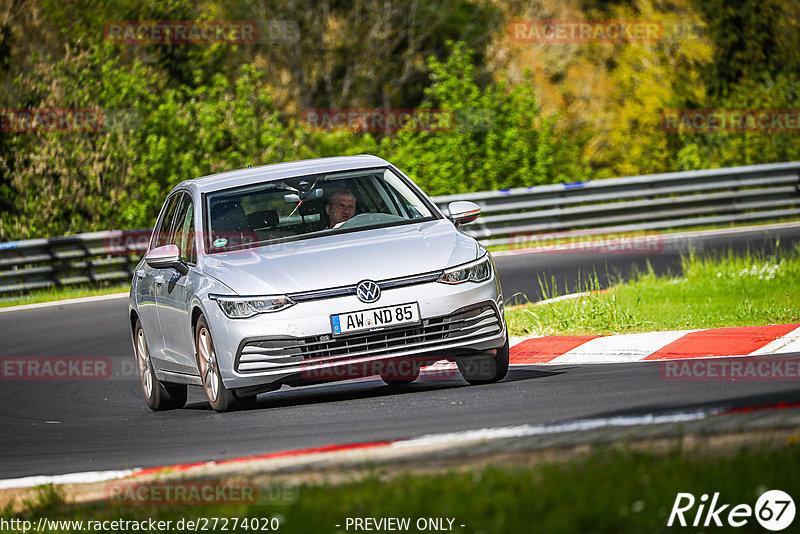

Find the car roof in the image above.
[{"left": 175, "top": 155, "right": 391, "bottom": 195}]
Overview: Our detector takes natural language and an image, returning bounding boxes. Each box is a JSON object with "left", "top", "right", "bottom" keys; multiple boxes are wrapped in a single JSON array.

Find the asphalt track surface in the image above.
[{"left": 2, "top": 224, "right": 800, "bottom": 479}]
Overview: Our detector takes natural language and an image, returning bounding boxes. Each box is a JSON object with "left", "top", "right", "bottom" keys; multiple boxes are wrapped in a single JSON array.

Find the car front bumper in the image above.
[{"left": 203, "top": 272, "right": 505, "bottom": 393}]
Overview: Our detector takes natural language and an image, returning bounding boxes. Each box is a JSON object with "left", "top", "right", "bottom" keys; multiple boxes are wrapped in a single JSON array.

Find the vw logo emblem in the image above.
[{"left": 356, "top": 280, "right": 381, "bottom": 303}]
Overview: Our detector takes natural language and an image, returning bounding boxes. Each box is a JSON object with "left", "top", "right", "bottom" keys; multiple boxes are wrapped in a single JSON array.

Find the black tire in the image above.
[
  {"left": 134, "top": 319, "right": 187, "bottom": 411},
  {"left": 457, "top": 335, "right": 510, "bottom": 385},
  {"left": 195, "top": 314, "right": 254, "bottom": 412},
  {"left": 379, "top": 359, "right": 421, "bottom": 386},
  {"left": 237, "top": 395, "right": 258, "bottom": 410}
]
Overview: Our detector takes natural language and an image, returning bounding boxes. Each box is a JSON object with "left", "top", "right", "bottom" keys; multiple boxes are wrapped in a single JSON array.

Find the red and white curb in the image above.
[
  {"left": 421, "top": 323, "right": 800, "bottom": 373},
  {"left": 508, "top": 323, "right": 800, "bottom": 365}
]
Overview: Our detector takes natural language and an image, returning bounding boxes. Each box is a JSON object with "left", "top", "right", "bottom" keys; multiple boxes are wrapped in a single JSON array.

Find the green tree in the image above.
[
  {"left": 0, "top": 43, "right": 297, "bottom": 239},
  {"left": 693, "top": 0, "right": 787, "bottom": 98},
  {"left": 382, "top": 42, "right": 588, "bottom": 195},
  {"left": 603, "top": 3, "right": 712, "bottom": 176},
  {"left": 674, "top": 74, "right": 800, "bottom": 170}
]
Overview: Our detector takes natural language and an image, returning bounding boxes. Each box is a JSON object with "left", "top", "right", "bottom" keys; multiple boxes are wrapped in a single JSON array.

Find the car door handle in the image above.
[
  {"left": 135, "top": 270, "right": 145, "bottom": 279},
  {"left": 154, "top": 275, "right": 165, "bottom": 285}
]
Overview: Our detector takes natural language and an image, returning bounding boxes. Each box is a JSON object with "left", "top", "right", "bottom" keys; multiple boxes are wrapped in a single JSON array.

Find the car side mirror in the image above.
[
  {"left": 145, "top": 244, "right": 189, "bottom": 275},
  {"left": 447, "top": 201, "right": 481, "bottom": 226}
]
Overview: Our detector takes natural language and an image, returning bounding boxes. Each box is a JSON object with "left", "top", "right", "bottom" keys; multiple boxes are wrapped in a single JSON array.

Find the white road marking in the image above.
[
  {"left": 390, "top": 410, "right": 714, "bottom": 449},
  {"left": 0, "top": 470, "right": 136, "bottom": 490},
  {"left": 0, "top": 292, "right": 128, "bottom": 313}
]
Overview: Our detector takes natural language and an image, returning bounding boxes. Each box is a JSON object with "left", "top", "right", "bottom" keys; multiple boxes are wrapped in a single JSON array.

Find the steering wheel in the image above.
[
  {"left": 337, "top": 212, "right": 404, "bottom": 229},
  {"left": 337, "top": 213, "right": 374, "bottom": 229}
]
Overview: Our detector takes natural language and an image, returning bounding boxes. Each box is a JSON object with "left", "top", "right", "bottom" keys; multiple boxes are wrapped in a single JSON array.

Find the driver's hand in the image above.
[{"left": 333, "top": 221, "right": 346, "bottom": 229}]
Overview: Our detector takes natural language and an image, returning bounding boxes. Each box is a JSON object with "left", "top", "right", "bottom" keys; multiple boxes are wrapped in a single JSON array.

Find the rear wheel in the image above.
[
  {"left": 457, "top": 335, "right": 510, "bottom": 385},
  {"left": 134, "top": 319, "right": 187, "bottom": 411},
  {"left": 196, "top": 315, "right": 252, "bottom": 412}
]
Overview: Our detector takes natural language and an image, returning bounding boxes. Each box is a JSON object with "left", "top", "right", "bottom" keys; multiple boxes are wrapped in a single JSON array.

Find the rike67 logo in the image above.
[{"left": 668, "top": 490, "right": 795, "bottom": 531}]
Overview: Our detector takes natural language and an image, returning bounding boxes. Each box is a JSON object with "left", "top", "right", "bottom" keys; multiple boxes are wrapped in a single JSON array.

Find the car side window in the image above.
[
  {"left": 172, "top": 194, "right": 197, "bottom": 264},
  {"left": 151, "top": 194, "right": 181, "bottom": 249}
]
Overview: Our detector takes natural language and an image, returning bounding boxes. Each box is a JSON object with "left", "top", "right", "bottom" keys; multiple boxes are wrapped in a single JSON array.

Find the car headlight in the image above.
[
  {"left": 438, "top": 254, "right": 493, "bottom": 284},
  {"left": 209, "top": 294, "right": 296, "bottom": 318}
]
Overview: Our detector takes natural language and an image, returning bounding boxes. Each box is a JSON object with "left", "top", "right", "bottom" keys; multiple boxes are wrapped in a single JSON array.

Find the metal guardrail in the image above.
[
  {"left": 0, "top": 230, "right": 150, "bottom": 295},
  {"left": 1, "top": 161, "right": 799, "bottom": 295},
  {"left": 432, "top": 161, "right": 800, "bottom": 247}
]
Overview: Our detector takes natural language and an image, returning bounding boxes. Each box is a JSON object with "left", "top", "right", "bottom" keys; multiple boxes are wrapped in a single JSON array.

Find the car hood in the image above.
[{"left": 200, "top": 219, "right": 479, "bottom": 295}]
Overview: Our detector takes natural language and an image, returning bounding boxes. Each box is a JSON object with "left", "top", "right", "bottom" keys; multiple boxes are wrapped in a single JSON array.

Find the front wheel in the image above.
[
  {"left": 457, "top": 336, "right": 510, "bottom": 385},
  {"left": 134, "top": 319, "right": 187, "bottom": 411},
  {"left": 196, "top": 315, "right": 252, "bottom": 412}
]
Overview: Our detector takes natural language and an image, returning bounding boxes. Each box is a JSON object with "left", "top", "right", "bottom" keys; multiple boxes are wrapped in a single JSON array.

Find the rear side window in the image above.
[{"left": 150, "top": 194, "right": 181, "bottom": 249}]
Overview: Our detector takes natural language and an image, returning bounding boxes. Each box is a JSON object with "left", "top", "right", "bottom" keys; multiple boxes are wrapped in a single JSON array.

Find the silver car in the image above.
[{"left": 129, "top": 155, "right": 508, "bottom": 412}]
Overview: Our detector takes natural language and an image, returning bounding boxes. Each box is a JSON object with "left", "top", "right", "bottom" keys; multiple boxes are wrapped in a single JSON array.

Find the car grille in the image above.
[
  {"left": 287, "top": 271, "right": 441, "bottom": 303},
  {"left": 236, "top": 303, "right": 502, "bottom": 373}
]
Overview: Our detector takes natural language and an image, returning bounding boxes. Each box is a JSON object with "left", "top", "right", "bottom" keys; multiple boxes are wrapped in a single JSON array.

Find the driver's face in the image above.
[{"left": 326, "top": 193, "right": 356, "bottom": 227}]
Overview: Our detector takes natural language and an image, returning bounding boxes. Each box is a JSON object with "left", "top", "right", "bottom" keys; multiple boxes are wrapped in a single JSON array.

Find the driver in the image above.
[{"left": 325, "top": 188, "right": 357, "bottom": 229}]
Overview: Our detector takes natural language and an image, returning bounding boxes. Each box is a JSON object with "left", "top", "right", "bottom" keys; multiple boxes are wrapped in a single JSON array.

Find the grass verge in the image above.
[
  {"left": 506, "top": 245, "right": 800, "bottom": 336},
  {"left": 7, "top": 440, "right": 799, "bottom": 533}
]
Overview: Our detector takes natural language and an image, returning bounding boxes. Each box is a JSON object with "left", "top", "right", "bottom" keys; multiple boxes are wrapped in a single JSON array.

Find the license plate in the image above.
[{"left": 331, "top": 303, "right": 420, "bottom": 335}]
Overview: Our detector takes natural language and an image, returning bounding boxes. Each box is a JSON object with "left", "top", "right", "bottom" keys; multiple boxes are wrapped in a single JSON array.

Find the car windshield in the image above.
[{"left": 204, "top": 167, "right": 437, "bottom": 252}]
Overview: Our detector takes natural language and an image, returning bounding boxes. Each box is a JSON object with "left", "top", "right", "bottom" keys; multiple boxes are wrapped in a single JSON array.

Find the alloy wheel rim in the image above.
[
  {"left": 198, "top": 327, "right": 219, "bottom": 402},
  {"left": 136, "top": 329, "right": 153, "bottom": 398}
]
